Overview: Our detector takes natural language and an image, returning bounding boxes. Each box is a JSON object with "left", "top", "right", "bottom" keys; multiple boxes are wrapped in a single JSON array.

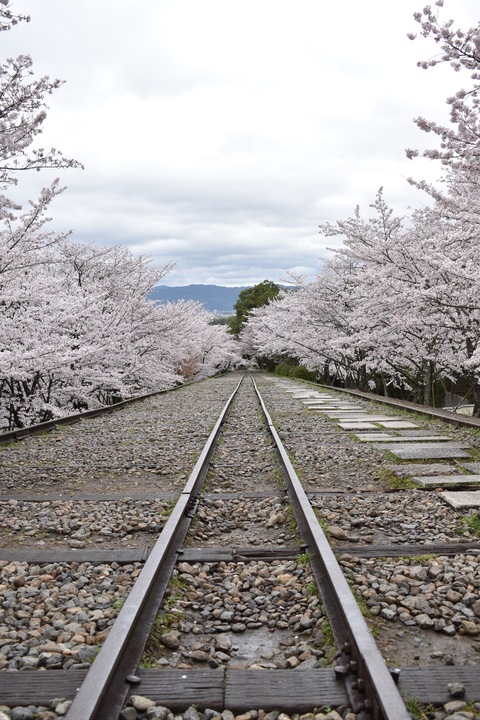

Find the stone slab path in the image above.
[
  {"left": 376, "top": 442, "right": 470, "bottom": 460},
  {"left": 414, "top": 474, "right": 480, "bottom": 487},
  {"left": 441, "top": 490, "right": 480, "bottom": 508}
]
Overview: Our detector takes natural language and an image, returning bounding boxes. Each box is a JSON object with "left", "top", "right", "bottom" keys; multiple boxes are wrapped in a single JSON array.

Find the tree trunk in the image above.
[
  {"left": 472, "top": 385, "right": 480, "bottom": 418},
  {"left": 423, "top": 362, "right": 434, "bottom": 407},
  {"left": 381, "top": 374, "right": 389, "bottom": 397},
  {"left": 357, "top": 364, "right": 369, "bottom": 392}
]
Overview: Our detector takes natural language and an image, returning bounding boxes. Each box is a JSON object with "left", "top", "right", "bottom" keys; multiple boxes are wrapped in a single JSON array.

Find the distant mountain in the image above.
[{"left": 148, "top": 284, "right": 249, "bottom": 314}]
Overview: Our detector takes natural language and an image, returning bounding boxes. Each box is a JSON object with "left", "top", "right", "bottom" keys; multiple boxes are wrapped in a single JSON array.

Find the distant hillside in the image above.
[{"left": 148, "top": 284, "right": 249, "bottom": 314}]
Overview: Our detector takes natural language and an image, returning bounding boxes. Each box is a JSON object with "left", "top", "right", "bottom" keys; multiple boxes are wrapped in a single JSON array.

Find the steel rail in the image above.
[
  {"left": 252, "top": 377, "right": 411, "bottom": 720},
  {"left": 66, "top": 375, "right": 244, "bottom": 720}
]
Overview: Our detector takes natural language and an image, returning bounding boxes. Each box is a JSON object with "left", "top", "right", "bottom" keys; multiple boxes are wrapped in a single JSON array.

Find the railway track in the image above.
[{"left": 0, "top": 372, "right": 479, "bottom": 719}]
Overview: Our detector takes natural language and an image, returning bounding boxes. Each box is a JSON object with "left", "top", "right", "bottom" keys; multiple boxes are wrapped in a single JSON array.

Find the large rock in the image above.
[
  {"left": 328, "top": 525, "right": 348, "bottom": 540},
  {"left": 160, "top": 631, "right": 181, "bottom": 649},
  {"left": 215, "top": 633, "right": 232, "bottom": 652}
]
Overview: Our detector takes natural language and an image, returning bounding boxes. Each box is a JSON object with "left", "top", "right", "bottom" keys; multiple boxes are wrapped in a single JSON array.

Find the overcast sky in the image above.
[{"left": 3, "top": 1, "right": 479, "bottom": 286}]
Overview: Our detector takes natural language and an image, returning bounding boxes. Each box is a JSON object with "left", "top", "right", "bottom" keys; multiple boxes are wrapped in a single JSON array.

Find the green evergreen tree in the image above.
[{"left": 229, "top": 280, "right": 280, "bottom": 335}]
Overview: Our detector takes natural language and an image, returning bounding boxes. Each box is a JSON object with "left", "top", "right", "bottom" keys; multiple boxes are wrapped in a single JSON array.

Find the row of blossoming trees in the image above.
[
  {"left": 243, "top": 4, "right": 480, "bottom": 415},
  {"left": 0, "top": 5, "right": 239, "bottom": 429}
]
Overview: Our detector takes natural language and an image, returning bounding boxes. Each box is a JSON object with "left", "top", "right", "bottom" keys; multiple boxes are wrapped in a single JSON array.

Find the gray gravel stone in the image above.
[
  {"left": 0, "top": 560, "right": 142, "bottom": 670},
  {"left": 447, "top": 683, "right": 466, "bottom": 698}
]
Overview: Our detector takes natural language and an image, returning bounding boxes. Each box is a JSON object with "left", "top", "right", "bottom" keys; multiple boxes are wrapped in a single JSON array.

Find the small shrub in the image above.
[
  {"left": 290, "top": 365, "right": 317, "bottom": 381},
  {"left": 274, "top": 362, "right": 292, "bottom": 377},
  {"left": 274, "top": 362, "right": 317, "bottom": 381}
]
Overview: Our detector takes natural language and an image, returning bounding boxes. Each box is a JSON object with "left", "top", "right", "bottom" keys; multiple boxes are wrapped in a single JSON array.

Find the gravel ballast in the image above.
[
  {"left": 0, "top": 560, "right": 142, "bottom": 671},
  {"left": 147, "top": 559, "right": 331, "bottom": 671},
  {"left": 2, "top": 373, "right": 480, "bottom": 717}
]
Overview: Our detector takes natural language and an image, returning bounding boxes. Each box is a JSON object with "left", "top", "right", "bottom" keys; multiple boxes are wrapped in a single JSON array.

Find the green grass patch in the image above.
[
  {"left": 458, "top": 513, "right": 480, "bottom": 537},
  {"left": 395, "top": 554, "right": 435, "bottom": 563},
  {"left": 378, "top": 468, "right": 419, "bottom": 490},
  {"left": 403, "top": 695, "right": 436, "bottom": 719},
  {"left": 142, "top": 612, "right": 165, "bottom": 662},
  {"left": 466, "top": 514, "right": 480, "bottom": 536},
  {"left": 382, "top": 450, "right": 402, "bottom": 464},
  {"left": 313, "top": 510, "right": 331, "bottom": 539},
  {"left": 316, "top": 618, "right": 337, "bottom": 663}
]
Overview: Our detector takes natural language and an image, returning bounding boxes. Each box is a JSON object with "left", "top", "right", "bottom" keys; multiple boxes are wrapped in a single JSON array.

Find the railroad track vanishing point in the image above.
[{"left": 0, "top": 372, "right": 479, "bottom": 719}]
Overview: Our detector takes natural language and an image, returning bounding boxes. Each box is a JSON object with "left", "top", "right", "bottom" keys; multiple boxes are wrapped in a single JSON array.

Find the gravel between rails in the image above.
[
  {"left": 152, "top": 559, "right": 327, "bottom": 670},
  {"left": 147, "top": 378, "right": 329, "bottom": 672},
  {"left": 192, "top": 496, "right": 297, "bottom": 546},
  {"left": 119, "top": 378, "right": 355, "bottom": 720}
]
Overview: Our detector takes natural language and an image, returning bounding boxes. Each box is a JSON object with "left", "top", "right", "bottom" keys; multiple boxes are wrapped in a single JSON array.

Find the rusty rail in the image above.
[
  {"left": 66, "top": 376, "right": 243, "bottom": 720},
  {"left": 252, "top": 377, "right": 410, "bottom": 720}
]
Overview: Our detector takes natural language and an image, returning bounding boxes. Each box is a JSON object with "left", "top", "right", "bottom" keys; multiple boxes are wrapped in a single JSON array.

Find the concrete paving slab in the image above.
[
  {"left": 377, "top": 443, "right": 470, "bottom": 460},
  {"left": 441, "top": 490, "right": 480, "bottom": 508},
  {"left": 359, "top": 434, "right": 448, "bottom": 442},
  {"left": 378, "top": 421, "right": 420, "bottom": 429},
  {"left": 306, "top": 405, "right": 340, "bottom": 409},
  {"left": 325, "top": 413, "right": 398, "bottom": 421},
  {"left": 299, "top": 395, "right": 335, "bottom": 399},
  {"left": 458, "top": 462, "right": 480, "bottom": 473},
  {"left": 331, "top": 407, "right": 365, "bottom": 411},
  {"left": 386, "top": 463, "right": 457, "bottom": 477},
  {"left": 291, "top": 394, "right": 322, "bottom": 399},
  {"left": 355, "top": 433, "right": 399, "bottom": 442},
  {"left": 414, "top": 474, "right": 480, "bottom": 487},
  {"left": 328, "top": 403, "right": 364, "bottom": 408},
  {"left": 325, "top": 415, "right": 369, "bottom": 420},
  {"left": 306, "top": 406, "right": 340, "bottom": 411},
  {"left": 385, "top": 463, "right": 456, "bottom": 477},
  {"left": 338, "top": 422, "right": 379, "bottom": 430},
  {"left": 397, "top": 430, "right": 444, "bottom": 437}
]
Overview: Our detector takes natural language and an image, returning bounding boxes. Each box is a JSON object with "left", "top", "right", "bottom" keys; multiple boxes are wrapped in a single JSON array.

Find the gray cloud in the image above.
[{"left": 3, "top": 0, "right": 478, "bottom": 286}]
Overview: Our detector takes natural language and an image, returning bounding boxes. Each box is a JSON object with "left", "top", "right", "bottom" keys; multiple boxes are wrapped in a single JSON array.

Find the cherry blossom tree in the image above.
[
  {"left": 0, "top": 55, "right": 82, "bottom": 189},
  {"left": 243, "top": 186, "right": 479, "bottom": 408},
  {"left": 156, "top": 300, "right": 241, "bottom": 381},
  {"left": 318, "top": 190, "right": 455, "bottom": 402},
  {"left": 0, "top": 2, "right": 238, "bottom": 429},
  {"left": 405, "top": 2, "right": 480, "bottom": 412},
  {"left": 0, "top": 228, "right": 238, "bottom": 428},
  {"left": 242, "top": 264, "right": 369, "bottom": 388},
  {"left": 0, "top": 2, "right": 92, "bottom": 426},
  {"left": 244, "top": 3, "right": 480, "bottom": 414}
]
